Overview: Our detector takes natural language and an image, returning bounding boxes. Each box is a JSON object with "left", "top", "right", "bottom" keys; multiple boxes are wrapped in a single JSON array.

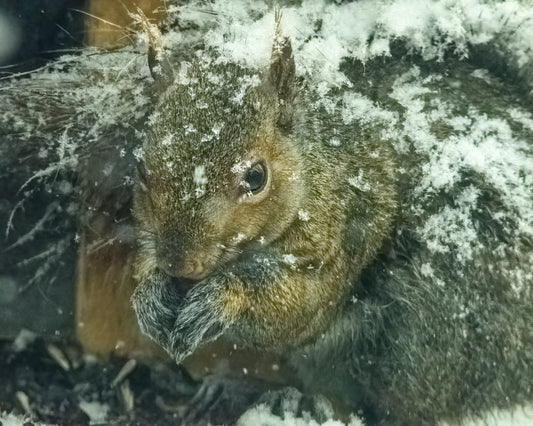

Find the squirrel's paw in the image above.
[
  {"left": 253, "top": 387, "right": 335, "bottom": 424},
  {"left": 168, "top": 282, "right": 228, "bottom": 363},
  {"left": 132, "top": 272, "right": 182, "bottom": 347},
  {"left": 182, "top": 374, "right": 265, "bottom": 425}
]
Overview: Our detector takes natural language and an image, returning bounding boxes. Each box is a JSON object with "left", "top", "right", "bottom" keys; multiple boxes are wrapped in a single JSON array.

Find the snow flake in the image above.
[
  {"left": 298, "top": 210, "right": 310, "bottom": 221},
  {"left": 232, "top": 159, "right": 252, "bottom": 174},
  {"left": 193, "top": 165, "right": 208, "bottom": 198},
  {"left": 420, "top": 263, "right": 434, "bottom": 278},
  {"left": 132, "top": 147, "right": 144, "bottom": 161},
  {"left": 348, "top": 170, "right": 371, "bottom": 192},
  {"left": 232, "top": 233, "right": 247, "bottom": 244},
  {"left": 282, "top": 254, "right": 298, "bottom": 269}
]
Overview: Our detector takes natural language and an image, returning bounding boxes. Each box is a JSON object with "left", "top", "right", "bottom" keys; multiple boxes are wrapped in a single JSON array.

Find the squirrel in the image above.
[
  {"left": 130, "top": 14, "right": 533, "bottom": 426},
  {"left": 1, "top": 4, "right": 532, "bottom": 425}
]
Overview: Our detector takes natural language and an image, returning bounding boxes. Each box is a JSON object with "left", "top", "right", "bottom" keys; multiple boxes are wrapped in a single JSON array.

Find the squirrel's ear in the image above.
[
  {"left": 136, "top": 8, "right": 174, "bottom": 88},
  {"left": 268, "top": 11, "right": 297, "bottom": 128},
  {"left": 268, "top": 11, "right": 296, "bottom": 105},
  {"left": 148, "top": 43, "right": 174, "bottom": 87}
]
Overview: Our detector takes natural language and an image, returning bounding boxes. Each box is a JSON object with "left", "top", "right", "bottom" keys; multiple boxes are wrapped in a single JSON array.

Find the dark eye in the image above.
[{"left": 244, "top": 162, "right": 267, "bottom": 194}]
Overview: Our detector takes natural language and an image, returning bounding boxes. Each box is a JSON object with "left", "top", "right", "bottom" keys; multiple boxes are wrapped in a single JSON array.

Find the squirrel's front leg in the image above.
[
  {"left": 165, "top": 276, "right": 232, "bottom": 363},
  {"left": 131, "top": 266, "right": 243, "bottom": 362},
  {"left": 132, "top": 250, "right": 282, "bottom": 362},
  {"left": 131, "top": 271, "right": 185, "bottom": 350},
  {"left": 133, "top": 248, "right": 344, "bottom": 363}
]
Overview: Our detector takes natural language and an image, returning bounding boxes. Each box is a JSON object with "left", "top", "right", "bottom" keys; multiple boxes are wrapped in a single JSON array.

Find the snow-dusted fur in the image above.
[{"left": 1, "top": 1, "right": 532, "bottom": 425}]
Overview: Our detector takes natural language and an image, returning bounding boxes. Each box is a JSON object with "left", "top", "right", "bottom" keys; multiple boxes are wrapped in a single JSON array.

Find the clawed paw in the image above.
[
  {"left": 167, "top": 283, "right": 228, "bottom": 363},
  {"left": 132, "top": 273, "right": 228, "bottom": 362},
  {"left": 182, "top": 374, "right": 265, "bottom": 425},
  {"left": 131, "top": 275, "right": 181, "bottom": 347}
]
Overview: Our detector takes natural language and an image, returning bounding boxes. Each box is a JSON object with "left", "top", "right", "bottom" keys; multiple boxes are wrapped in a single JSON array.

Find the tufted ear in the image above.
[
  {"left": 268, "top": 11, "right": 296, "bottom": 103},
  {"left": 268, "top": 11, "right": 297, "bottom": 127},
  {"left": 147, "top": 42, "right": 174, "bottom": 86},
  {"left": 136, "top": 8, "right": 174, "bottom": 87}
]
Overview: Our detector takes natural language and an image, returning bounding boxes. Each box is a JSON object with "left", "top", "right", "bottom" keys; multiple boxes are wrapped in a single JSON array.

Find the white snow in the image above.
[
  {"left": 298, "top": 210, "right": 311, "bottom": 222},
  {"left": 170, "top": 0, "right": 533, "bottom": 89},
  {"left": 237, "top": 404, "right": 364, "bottom": 426},
  {"left": 0, "top": 409, "right": 360, "bottom": 426},
  {"left": 0, "top": 402, "right": 110, "bottom": 426},
  {"left": 282, "top": 254, "right": 299, "bottom": 269},
  {"left": 193, "top": 165, "right": 208, "bottom": 197},
  {"left": 0, "top": 413, "right": 50, "bottom": 426},
  {"left": 236, "top": 403, "right": 533, "bottom": 425},
  {"left": 78, "top": 400, "right": 110, "bottom": 425},
  {"left": 388, "top": 65, "right": 533, "bottom": 268},
  {"left": 232, "top": 159, "right": 253, "bottom": 174},
  {"left": 347, "top": 171, "right": 371, "bottom": 193}
]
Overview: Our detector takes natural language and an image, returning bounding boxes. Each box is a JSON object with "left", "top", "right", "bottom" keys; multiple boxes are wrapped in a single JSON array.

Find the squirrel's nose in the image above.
[
  {"left": 157, "top": 256, "right": 207, "bottom": 280},
  {"left": 157, "top": 238, "right": 210, "bottom": 280}
]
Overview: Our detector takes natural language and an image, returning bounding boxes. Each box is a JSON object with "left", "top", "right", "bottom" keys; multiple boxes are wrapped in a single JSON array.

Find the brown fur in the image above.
[
  {"left": 130, "top": 25, "right": 398, "bottom": 362},
  {"left": 75, "top": 214, "right": 162, "bottom": 358}
]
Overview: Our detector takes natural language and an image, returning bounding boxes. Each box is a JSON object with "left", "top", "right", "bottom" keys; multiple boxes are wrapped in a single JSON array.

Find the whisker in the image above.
[{"left": 70, "top": 9, "right": 124, "bottom": 29}]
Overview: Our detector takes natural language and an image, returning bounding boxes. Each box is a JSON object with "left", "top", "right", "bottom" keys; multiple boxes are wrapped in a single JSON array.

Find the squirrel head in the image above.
[
  {"left": 132, "top": 20, "right": 397, "bottom": 360},
  {"left": 134, "top": 31, "right": 302, "bottom": 283}
]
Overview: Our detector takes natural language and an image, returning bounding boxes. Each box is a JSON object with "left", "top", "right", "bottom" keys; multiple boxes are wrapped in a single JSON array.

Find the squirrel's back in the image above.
[{"left": 293, "top": 50, "right": 533, "bottom": 425}]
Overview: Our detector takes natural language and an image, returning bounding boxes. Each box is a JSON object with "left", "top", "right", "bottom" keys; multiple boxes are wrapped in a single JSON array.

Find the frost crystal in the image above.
[
  {"left": 193, "top": 165, "right": 208, "bottom": 198},
  {"left": 348, "top": 171, "right": 371, "bottom": 192},
  {"left": 232, "top": 160, "right": 252, "bottom": 174},
  {"left": 282, "top": 254, "right": 298, "bottom": 269},
  {"left": 298, "top": 210, "right": 310, "bottom": 222}
]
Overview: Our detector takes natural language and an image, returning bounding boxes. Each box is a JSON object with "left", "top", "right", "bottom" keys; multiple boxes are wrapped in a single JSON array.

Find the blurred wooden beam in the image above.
[{"left": 85, "top": 0, "right": 166, "bottom": 47}]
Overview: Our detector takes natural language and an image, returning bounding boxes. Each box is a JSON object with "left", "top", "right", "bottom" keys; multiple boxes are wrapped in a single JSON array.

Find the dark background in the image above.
[
  {"left": 0, "top": 1, "right": 88, "bottom": 336},
  {"left": 0, "top": 0, "right": 86, "bottom": 74}
]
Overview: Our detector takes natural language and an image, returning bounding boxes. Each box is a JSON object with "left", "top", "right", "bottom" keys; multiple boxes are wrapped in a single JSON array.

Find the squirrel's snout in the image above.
[
  {"left": 157, "top": 238, "right": 210, "bottom": 280},
  {"left": 157, "top": 256, "right": 208, "bottom": 281}
]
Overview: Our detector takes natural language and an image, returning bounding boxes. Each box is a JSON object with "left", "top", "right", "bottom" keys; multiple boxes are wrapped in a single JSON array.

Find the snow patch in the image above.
[
  {"left": 193, "top": 165, "right": 208, "bottom": 198},
  {"left": 298, "top": 210, "right": 311, "bottom": 222},
  {"left": 347, "top": 170, "right": 371, "bottom": 192},
  {"left": 79, "top": 400, "right": 109, "bottom": 425},
  {"left": 237, "top": 404, "right": 364, "bottom": 426}
]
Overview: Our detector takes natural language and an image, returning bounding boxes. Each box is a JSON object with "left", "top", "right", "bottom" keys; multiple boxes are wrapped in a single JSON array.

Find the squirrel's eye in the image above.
[{"left": 244, "top": 162, "right": 267, "bottom": 195}]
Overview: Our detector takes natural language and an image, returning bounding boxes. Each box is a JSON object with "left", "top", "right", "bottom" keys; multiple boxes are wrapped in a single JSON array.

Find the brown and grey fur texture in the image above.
[
  {"left": 132, "top": 31, "right": 397, "bottom": 359},
  {"left": 131, "top": 19, "right": 533, "bottom": 426},
  {"left": 1, "top": 4, "right": 532, "bottom": 425}
]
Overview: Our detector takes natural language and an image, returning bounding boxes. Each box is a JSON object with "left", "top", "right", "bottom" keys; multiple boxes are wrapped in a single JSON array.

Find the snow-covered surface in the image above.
[
  {"left": 238, "top": 402, "right": 533, "bottom": 425},
  {"left": 78, "top": 399, "right": 110, "bottom": 424},
  {"left": 2, "top": 404, "right": 532, "bottom": 425},
  {"left": 174, "top": 0, "right": 533, "bottom": 86},
  {"left": 238, "top": 404, "right": 364, "bottom": 425},
  {"left": 0, "top": 413, "right": 49, "bottom": 426}
]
